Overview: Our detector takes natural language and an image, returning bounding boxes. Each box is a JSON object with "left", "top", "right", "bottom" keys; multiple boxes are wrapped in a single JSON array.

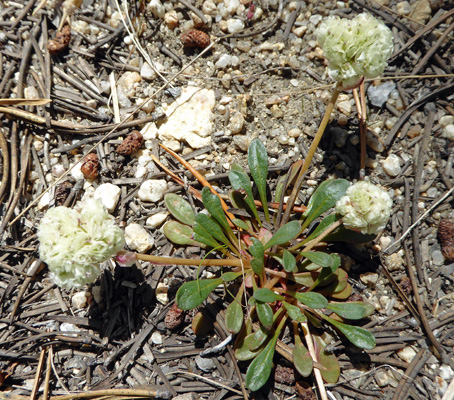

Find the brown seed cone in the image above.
[
  {"left": 400, "top": 276, "right": 412, "bottom": 295},
  {"left": 181, "top": 29, "right": 210, "bottom": 48},
  {"left": 116, "top": 131, "right": 144, "bottom": 156},
  {"left": 47, "top": 24, "right": 71, "bottom": 55},
  {"left": 164, "top": 304, "right": 185, "bottom": 330},
  {"left": 438, "top": 219, "right": 454, "bottom": 262},
  {"left": 80, "top": 153, "right": 99, "bottom": 180}
]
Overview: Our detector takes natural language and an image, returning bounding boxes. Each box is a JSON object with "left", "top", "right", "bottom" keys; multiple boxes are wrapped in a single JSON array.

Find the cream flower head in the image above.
[
  {"left": 336, "top": 181, "right": 392, "bottom": 235},
  {"left": 38, "top": 198, "right": 125, "bottom": 288},
  {"left": 317, "top": 13, "right": 394, "bottom": 87}
]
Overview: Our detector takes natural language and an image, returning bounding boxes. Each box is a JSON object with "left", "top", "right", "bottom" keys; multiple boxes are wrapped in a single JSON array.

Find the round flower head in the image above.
[
  {"left": 38, "top": 198, "right": 125, "bottom": 288},
  {"left": 336, "top": 181, "right": 392, "bottom": 235},
  {"left": 317, "top": 13, "right": 394, "bottom": 87}
]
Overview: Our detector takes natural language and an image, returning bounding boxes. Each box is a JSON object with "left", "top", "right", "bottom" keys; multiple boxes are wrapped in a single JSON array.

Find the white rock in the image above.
[
  {"left": 141, "top": 122, "right": 158, "bottom": 140},
  {"left": 52, "top": 164, "right": 66, "bottom": 178},
  {"left": 72, "top": 292, "right": 88, "bottom": 309},
  {"left": 147, "top": 0, "right": 165, "bottom": 18},
  {"left": 224, "top": 0, "right": 240, "bottom": 15},
  {"left": 155, "top": 282, "right": 169, "bottom": 305},
  {"left": 195, "top": 355, "right": 216, "bottom": 372},
  {"left": 60, "top": 322, "right": 80, "bottom": 333},
  {"left": 437, "top": 376, "right": 448, "bottom": 397},
  {"left": 202, "top": 0, "right": 217, "bottom": 15},
  {"left": 161, "top": 139, "right": 181, "bottom": 152},
  {"left": 125, "top": 223, "right": 154, "bottom": 253},
  {"left": 383, "top": 154, "right": 402, "bottom": 177},
  {"left": 229, "top": 110, "right": 244, "bottom": 134},
  {"left": 440, "top": 116, "right": 454, "bottom": 127},
  {"left": 37, "top": 192, "right": 51, "bottom": 210},
  {"left": 164, "top": 10, "right": 179, "bottom": 29},
  {"left": 396, "top": 1, "right": 411, "bottom": 15},
  {"left": 138, "top": 180, "right": 168, "bottom": 202},
  {"left": 117, "top": 71, "right": 141, "bottom": 98},
  {"left": 226, "top": 18, "right": 244, "bottom": 34},
  {"left": 71, "top": 160, "right": 85, "bottom": 180},
  {"left": 337, "top": 99, "right": 352, "bottom": 115},
  {"left": 146, "top": 212, "right": 168, "bottom": 227},
  {"left": 442, "top": 124, "right": 454, "bottom": 141},
  {"left": 158, "top": 87, "right": 215, "bottom": 149},
  {"left": 151, "top": 331, "right": 163, "bottom": 344},
  {"left": 94, "top": 183, "right": 121, "bottom": 213},
  {"left": 397, "top": 346, "right": 417, "bottom": 363},
  {"left": 375, "top": 371, "right": 391, "bottom": 387},
  {"left": 439, "top": 365, "right": 454, "bottom": 380},
  {"left": 24, "top": 86, "right": 39, "bottom": 100},
  {"left": 360, "top": 272, "right": 379, "bottom": 287},
  {"left": 140, "top": 63, "right": 157, "bottom": 81},
  {"left": 215, "top": 54, "right": 232, "bottom": 69}
]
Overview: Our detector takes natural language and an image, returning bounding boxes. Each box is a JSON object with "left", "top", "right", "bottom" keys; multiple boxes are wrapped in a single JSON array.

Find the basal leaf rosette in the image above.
[
  {"left": 317, "top": 13, "right": 394, "bottom": 87},
  {"left": 336, "top": 181, "right": 392, "bottom": 234},
  {"left": 38, "top": 198, "right": 125, "bottom": 288}
]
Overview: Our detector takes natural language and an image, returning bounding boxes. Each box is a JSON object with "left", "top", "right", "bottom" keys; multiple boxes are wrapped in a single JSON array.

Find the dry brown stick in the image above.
[
  {"left": 412, "top": 21, "right": 454, "bottom": 76},
  {"left": 11, "top": 0, "right": 36, "bottom": 29},
  {"left": 30, "top": 347, "right": 46, "bottom": 400},
  {"left": 0, "top": 128, "right": 9, "bottom": 204},
  {"left": 42, "top": 349, "right": 52, "bottom": 400}
]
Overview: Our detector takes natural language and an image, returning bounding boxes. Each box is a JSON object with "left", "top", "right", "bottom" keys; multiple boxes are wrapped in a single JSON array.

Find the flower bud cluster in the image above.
[
  {"left": 317, "top": 13, "right": 394, "bottom": 87},
  {"left": 38, "top": 199, "right": 125, "bottom": 288}
]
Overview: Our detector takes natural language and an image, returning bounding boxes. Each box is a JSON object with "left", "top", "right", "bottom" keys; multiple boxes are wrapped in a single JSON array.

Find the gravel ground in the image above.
[{"left": 1, "top": 0, "right": 454, "bottom": 399}]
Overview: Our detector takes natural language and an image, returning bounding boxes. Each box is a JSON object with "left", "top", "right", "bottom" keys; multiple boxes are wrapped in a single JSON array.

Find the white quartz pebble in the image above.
[
  {"left": 125, "top": 223, "right": 154, "bottom": 253},
  {"left": 383, "top": 154, "right": 401, "bottom": 177},
  {"left": 146, "top": 212, "right": 168, "bottom": 228},
  {"left": 138, "top": 180, "right": 168, "bottom": 202},
  {"left": 94, "top": 183, "right": 121, "bottom": 213},
  {"left": 72, "top": 291, "right": 88, "bottom": 309}
]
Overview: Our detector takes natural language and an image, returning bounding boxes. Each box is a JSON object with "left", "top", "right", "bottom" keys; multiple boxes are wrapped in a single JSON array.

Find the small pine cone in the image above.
[
  {"left": 116, "top": 131, "right": 143, "bottom": 156},
  {"left": 164, "top": 304, "right": 185, "bottom": 330},
  {"left": 80, "top": 153, "right": 99, "bottom": 180},
  {"left": 400, "top": 276, "right": 412, "bottom": 295},
  {"left": 181, "top": 29, "right": 210, "bottom": 48},
  {"left": 438, "top": 219, "right": 454, "bottom": 262},
  {"left": 54, "top": 181, "right": 73, "bottom": 206},
  {"left": 47, "top": 24, "right": 71, "bottom": 54}
]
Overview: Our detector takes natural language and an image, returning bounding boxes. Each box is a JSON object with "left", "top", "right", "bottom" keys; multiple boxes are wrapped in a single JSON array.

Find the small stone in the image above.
[
  {"left": 229, "top": 110, "right": 244, "bottom": 134},
  {"left": 442, "top": 124, "right": 454, "bottom": 141},
  {"left": 140, "top": 63, "right": 157, "bottom": 81},
  {"left": 360, "top": 272, "right": 379, "bottom": 287},
  {"left": 410, "top": 0, "right": 431, "bottom": 23},
  {"left": 383, "top": 154, "right": 401, "bottom": 177},
  {"left": 440, "top": 116, "right": 454, "bottom": 127},
  {"left": 367, "top": 82, "right": 396, "bottom": 107},
  {"left": 439, "top": 365, "right": 454, "bottom": 380},
  {"left": 72, "top": 292, "right": 88, "bottom": 309},
  {"left": 337, "top": 99, "right": 352, "bottom": 115},
  {"left": 397, "top": 347, "right": 417, "bottom": 363},
  {"left": 151, "top": 331, "right": 163, "bottom": 344},
  {"left": 91, "top": 286, "right": 103, "bottom": 303},
  {"left": 292, "top": 25, "right": 307, "bottom": 37},
  {"left": 215, "top": 54, "right": 232, "bottom": 69},
  {"left": 117, "top": 71, "right": 141, "bottom": 98},
  {"left": 24, "top": 86, "right": 39, "bottom": 99},
  {"left": 37, "top": 192, "right": 51, "bottom": 210},
  {"left": 407, "top": 124, "right": 422, "bottom": 138},
  {"left": 396, "top": 1, "right": 411, "bottom": 14},
  {"left": 288, "top": 128, "right": 301, "bottom": 138},
  {"left": 164, "top": 10, "right": 179, "bottom": 29},
  {"left": 94, "top": 183, "right": 121, "bottom": 213},
  {"left": 138, "top": 180, "right": 168, "bottom": 202},
  {"left": 386, "top": 253, "right": 404, "bottom": 271},
  {"left": 146, "top": 212, "right": 168, "bottom": 227},
  {"left": 431, "top": 250, "right": 445, "bottom": 266},
  {"left": 437, "top": 376, "right": 448, "bottom": 397},
  {"left": 233, "top": 135, "right": 250, "bottom": 152},
  {"left": 270, "top": 104, "right": 284, "bottom": 118},
  {"left": 375, "top": 371, "right": 391, "bottom": 387},
  {"left": 226, "top": 18, "right": 244, "bottom": 33},
  {"left": 155, "top": 282, "right": 169, "bottom": 305},
  {"left": 125, "top": 223, "right": 154, "bottom": 253},
  {"left": 147, "top": 0, "right": 165, "bottom": 18},
  {"left": 195, "top": 355, "right": 216, "bottom": 372}
]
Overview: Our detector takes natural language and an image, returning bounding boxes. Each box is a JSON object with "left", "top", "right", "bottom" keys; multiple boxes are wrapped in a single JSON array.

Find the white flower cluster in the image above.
[
  {"left": 336, "top": 181, "right": 392, "bottom": 235},
  {"left": 317, "top": 13, "right": 394, "bottom": 87},
  {"left": 38, "top": 199, "right": 125, "bottom": 288}
]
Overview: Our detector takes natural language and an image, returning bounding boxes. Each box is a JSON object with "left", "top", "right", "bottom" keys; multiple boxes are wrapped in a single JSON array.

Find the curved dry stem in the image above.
[{"left": 135, "top": 253, "right": 245, "bottom": 268}]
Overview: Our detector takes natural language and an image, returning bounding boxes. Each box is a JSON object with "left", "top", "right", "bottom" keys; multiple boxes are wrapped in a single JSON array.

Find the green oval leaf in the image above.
[
  {"left": 314, "top": 335, "right": 340, "bottom": 383},
  {"left": 232, "top": 218, "right": 250, "bottom": 231},
  {"left": 327, "top": 302, "right": 368, "bottom": 320},
  {"left": 256, "top": 301, "right": 273, "bottom": 329},
  {"left": 253, "top": 288, "right": 284, "bottom": 303},
  {"left": 201, "top": 187, "right": 233, "bottom": 236},
  {"left": 282, "top": 250, "right": 296, "bottom": 272},
  {"left": 162, "top": 221, "right": 200, "bottom": 246},
  {"left": 250, "top": 326, "right": 270, "bottom": 351},
  {"left": 195, "top": 213, "right": 231, "bottom": 248},
  {"left": 300, "top": 251, "right": 333, "bottom": 268},
  {"left": 229, "top": 165, "right": 260, "bottom": 222},
  {"left": 235, "top": 332, "right": 265, "bottom": 361},
  {"left": 323, "top": 315, "right": 376, "bottom": 350},
  {"left": 221, "top": 271, "right": 242, "bottom": 282},
  {"left": 302, "top": 213, "right": 341, "bottom": 244},
  {"left": 291, "top": 292, "right": 328, "bottom": 309},
  {"left": 193, "top": 219, "right": 220, "bottom": 248},
  {"left": 225, "top": 298, "right": 244, "bottom": 334},
  {"left": 251, "top": 258, "right": 264, "bottom": 275},
  {"left": 245, "top": 333, "right": 278, "bottom": 391},
  {"left": 293, "top": 339, "right": 312, "bottom": 377},
  {"left": 164, "top": 193, "right": 196, "bottom": 226},
  {"left": 248, "top": 139, "right": 269, "bottom": 222},
  {"left": 176, "top": 278, "right": 223, "bottom": 310},
  {"left": 249, "top": 238, "right": 265, "bottom": 261},
  {"left": 302, "top": 179, "right": 350, "bottom": 230},
  {"left": 264, "top": 220, "right": 301, "bottom": 250},
  {"left": 283, "top": 302, "right": 307, "bottom": 322}
]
